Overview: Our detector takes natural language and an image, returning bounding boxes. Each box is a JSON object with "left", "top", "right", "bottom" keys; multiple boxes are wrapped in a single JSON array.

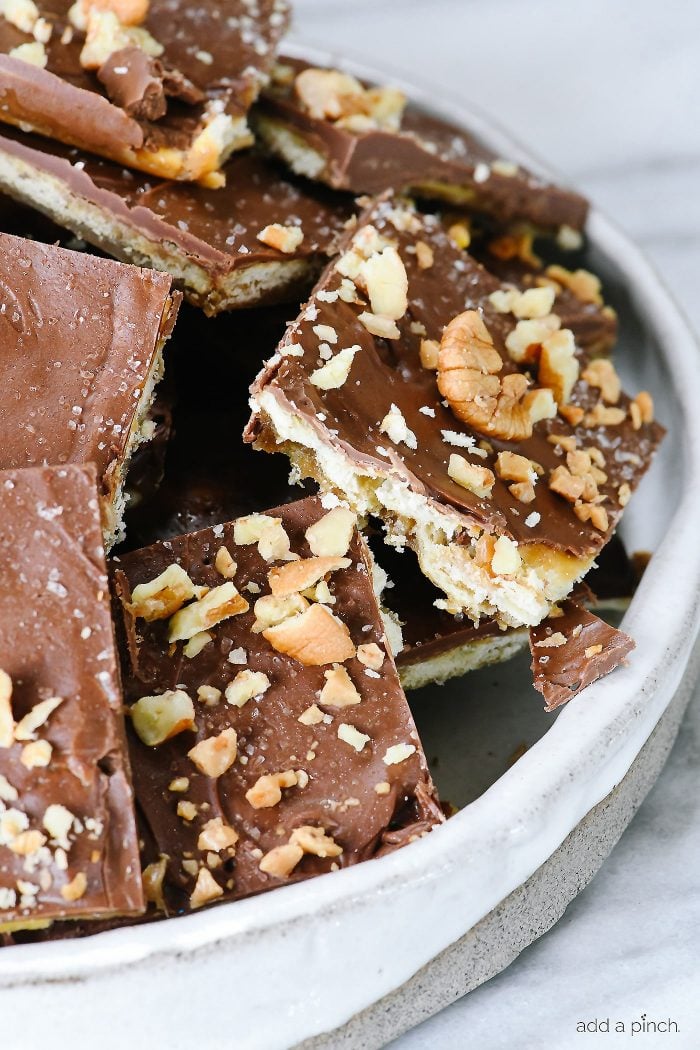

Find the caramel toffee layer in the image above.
[
  {"left": 0, "top": 464, "right": 143, "bottom": 931},
  {"left": 247, "top": 195, "right": 662, "bottom": 625},
  {"left": 0, "top": 0, "right": 289, "bottom": 180},
  {"left": 0, "top": 125, "right": 353, "bottom": 311},
  {"left": 256, "top": 58, "right": 587, "bottom": 230},
  {"left": 529, "top": 600, "right": 635, "bottom": 711},
  {"left": 0, "top": 229, "right": 178, "bottom": 541},
  {"left": 112, "top": 496, "right": 443, "bottom": 914}
]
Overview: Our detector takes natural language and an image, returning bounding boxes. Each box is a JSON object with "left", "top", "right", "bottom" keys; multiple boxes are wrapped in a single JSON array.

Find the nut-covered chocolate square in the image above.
[
  {"left": 0, "top": 463, "right": 143, "bottom": 932},
  {"left": 0, "top": 0, "right": 289, "bottom": 183},
  {"left": 247, "top": 196, "right": 663, "bottom": 630},
  {"left": 255, "top": 58, "right": 588, "bottom": 231},
  {"left": 112, "top": 496, "right": 443, "bottom": 915},
  {"left": 0, "top": 229, "right": 178, "bottom": 546}
]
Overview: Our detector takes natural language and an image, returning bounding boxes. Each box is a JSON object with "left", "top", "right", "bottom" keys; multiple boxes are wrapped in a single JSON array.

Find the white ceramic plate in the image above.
[{"left": 2, "top": 44, "right": 699, "bottom": 1050}]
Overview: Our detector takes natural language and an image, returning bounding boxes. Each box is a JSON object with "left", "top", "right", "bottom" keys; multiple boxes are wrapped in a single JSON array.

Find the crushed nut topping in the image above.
[
  {"left": 224, "top": 669, "right": 271, "bottom": 708},
  {"left": 545, "top": 265, "right": 602, "bottom": 305},
  {"left": 198, "top": 817, "right": 239, "bottom": 853},
  {"left": 128, "top": 563, "right": 198, "bottom": 622},
  {"left": 337, "top": 722, "right": 370, "bottom": 752},
  {"left": 14, "top": 695, "right": 63, "bottom": 742},
  {"left": 319, "top": 664, "right": 361, "bottom": 707},
  {"left": 305, "top": 506, "right": 356, "bottom": 558},
  {"left": 245, "top": 770, "right": 299, "bottom": 809},
  {"left": 269, "top": 555, "right": 350, "bottom": 597},
  {"left": 379, "top": 403, "right": 417, "bottom": 450},
  {"left": 383, "top": 743, "right": 416, "bottom": 766},
  {"left": 0, "top": 668, "right": 15, "bottom": 748},
  {"left": 188, "top": 727, "right": 238, "bottom": 778},
  {"left": 294, "top": 67, "right": 405, "bottom": 131},
  {"left": 581, "top": 359, "right": 621, "bottom": 404},
  {"left": 310, "top": 345, "right": 360, "bottom": 389},
  {"left": 168, "top": 582, "right": 249, "bottom": 643},
  {"left": 490, "top": 536, "right": 522, "bottom": 576},
  {"left": 356, "top": 642, "right": 384, "bottom": 670},
  {"left": 263, "top": 603, "right": 355, "bottom": 666},
  {"left": 189, "top": 867, "right": 223, "bottom": 908},
  {"left": 214, "top": 546, "right": 237, "bottom": 580},
  {"left": 447, "top": 454, "right": 495, "bottom": 498},
  {"left": 257, "top": 223, "right": 304, "bottom": 254},
  {"left": 438, "top": 311, "right": 556, "bottom": 441},
  {"left": 538, "top": 329, "right": 579, "bottom": 405},
  {"left": 130, "top": 689, "right": 195, "bottom": 747}
]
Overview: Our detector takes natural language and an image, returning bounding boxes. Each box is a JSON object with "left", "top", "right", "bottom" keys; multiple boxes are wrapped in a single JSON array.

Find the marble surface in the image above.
[{"left": 289, "top": 2, "right": 700, "bottom": 1047}]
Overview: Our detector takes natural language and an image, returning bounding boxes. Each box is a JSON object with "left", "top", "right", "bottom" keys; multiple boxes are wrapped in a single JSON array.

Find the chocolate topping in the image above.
[
  {"left": 112, "top": 496, "right": 443, "bottom": 915},
  {"left": 257, "top": 58, "right": 588, "bottom": 230},
  {"left": 0, "top": 229, "right": 177, "bottom": 533},
  {"left": 529, "top": 600, "right": 635, "bottom": 710},
  {"left": 0, "top": 125, "right": 353, "bottom": 311},
  {"left": 0, "top": 0, "right": 290, "bottom": 177},
  {"left": 0, "top": 463, "right": 143, "bottom": 930},
  {"left": 248, "top": 195, "right": 663, "bottom": 560}
]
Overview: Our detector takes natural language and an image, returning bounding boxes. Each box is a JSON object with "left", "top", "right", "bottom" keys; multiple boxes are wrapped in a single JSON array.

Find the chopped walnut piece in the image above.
[
  {"left": 183, "top": 631, "right": 212, "bottom": 659},
  {"left": 305, "top": 506, "right": 356, "bottom": 558},
  {"left": 43, "top": 803, "right": 74, "bottom": 844},
  {"left": 294, "top": 67, "right": 405, "bottom": 131},
  {"left": 234, "top": 513, "right": 297, "bottom": 562},
  {"left": 547, "top": 432, "right": 578, "bottom": 453},
  {"left": 549, "top": 465, "right": 587, "bottom": 503},
  {"left": 60, "top": 871, "right": 87, "bottom": 902},
  {"left": 245, "top": 769, "right": 299, "bottom": 809},
  {"left": 374, "top": 781, "right": 391, "bottom": 796},
  {"left": 168, "top": 582, "right": 249, "bottom": 643},
  {"left": 618, "top": 482, "right": 632, "bottom": 507},
  {"left": 263, "top": 603, "right": 355, "bottom": 666},
  {"left": 224, "top": 669, "right": 270, "bottom": 708},
  {"left": 177, "top": 800, "right": 197, "bottom": 822},
  {"left": 358, "top": 312, "right": 401, "bottom": 340},
  {"left": 337, "top": 722, "right": 370, "bottom": 752},
  {"left": 383, "top": 743, "right": 416, "bottom": 766},
  {"left": 8, "top": 39, "right": 47, "bottom": 66},
  {"left": 14, "top": 696, "right": 63, "bottom": 741},
  {"left": 447, "top": 454, "right": 495, "bottom": 498},
  {"left": 259, "top": 841, "right": 304, "bottom": 878},
  {"left": 188, "top": 727, "right": 238, "bottom": 778},
  {"left": 80, "top": 8, "right": 162, "bottom": 70},
  {"left": 189, "top": 867, "right": 223, "bottom": 908},
  {"left": 357, "top": 642, "right": 384, "bottom": 670},
  {"left": 584, "top": 402, "right": 627, "bottom": 427},
  {"left": 310, "top": 345, "right": 360, "bottom": 389},
  {"left": 439, "top": 311, "right": 556, "bottom": 441},
  {"left": 491, "top": 536, "right": 522, "bottom": 576},
  {"left": 214, "top": 546, "right": 237, "bottom": 580},
  {"left": 2, "top": 0, "right": 40, "bottom": 33},
  {"left": 142, "top": 855, "right": 168, "bottom": 911},
  {"left": 504, "top": 313, "right": 560, "bottom": 364},
  {"left": 290, "top": 825, "right": 343, "bottom": 858},
  {"left": 320, "top": 664, "right": 361, "bottom": 707},
  {"left": 252, "top": 593, "right": 309, "bottom": 634},
  {"left": 196, "top": 685, "right": 221, "bottom": 706},
  {"left": 298, "top": 703, "right": 324, "bottom": 726},
  {"left": 128, "top": 563, "right": 198, "bottom": 622},
  {"left": 130, "top": 689, "right": 195, "bottom": 747},
  {"left": 257, "top": 223, "right": 304, "bottom": 254},
  {"left": 358, "top": 246, "right": 408, "bottom": 321},
  {"left": 629, "top": 391, "right": 654, "bottom": 429},
  {"left": 495, "top": 451, "right": 539, "bottom": 484},
  {"left": 582, "top": 358, "right": 621, "bottom": 404},
  {"left": 509, "top": 286, "right": 556, "bottom": 320},
  {"left": 69, "top": 0, "right": 150, "bottom": 30},
  {"left": 415, "top": 240, "right": 434, "bottom": 269},
  {"left": 8, "top": 829, "right": 46, "bottom": 856},
  {"left": 269, "top": 556, "right": 350, "bottom": 597},
  {"left": 509, "top": 481, "right": 536, "bottom": 503},
  {"left": 20, "top": 740, "right": 52, "bottom": 768},
  {"left": 538, "top": 329, "right": 579, "bottom": 405},
  {"left": 585, "top": 643, "right": 604, "bottom": 658},
  {"left": 574, "top": 502, "right": 609, "bottom": 532},
  {"left": 545, "top": 265, "right": 602, "bottom": 305},
  {"left": 535, "top": 632, "right": 566, "bottom": 648},
  {"left": 0, "top": 668, "right": 15, "bottom": 748},
  {"left": 198, "top": 817, "right": 239, "bottom": 852},
  {"left": 559, "top": 403, "right": 585, "bottom": 426},
  {"left": 419, "top": 338, "right": 440, "bottom": 370},
  {"left": 447, "top": 220, "right": 471, "bottom": 249}
]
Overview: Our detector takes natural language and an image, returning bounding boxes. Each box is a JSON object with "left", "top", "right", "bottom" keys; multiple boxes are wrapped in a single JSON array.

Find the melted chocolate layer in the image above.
[
  {"left": 112, "top": 496, "right": 443, "bottom": 915},
  {"left": 0, "top": 464, "right": 143, "bottom": 929},
  {"left": 0, "top": 229, "right": 176, "bottom": 519}
]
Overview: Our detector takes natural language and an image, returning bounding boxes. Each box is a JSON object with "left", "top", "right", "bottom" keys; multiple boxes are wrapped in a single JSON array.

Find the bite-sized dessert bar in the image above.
[
  {"left": 0, "top": 126, "right": 352, "bottom": 313},
  {"left": 0, "top": 229, "right": 179, "bottom": 546},
  {"left": 0, "top": 464, "right": 143, "bottom": 933},
  {"left": 0, "top": 0, "right": 289, "bottom": 183},
  {"left": 255, "top": 58, "right": 588, "bottom": 231},
  {"left": 112, "top": 496, "right": 443, "bottom": 914},
  {"left": 247, "top": 196, "right": 663, "bottom": 630},
  {"left": 529, "top": 599, "right": 634, "bottom": 711}
]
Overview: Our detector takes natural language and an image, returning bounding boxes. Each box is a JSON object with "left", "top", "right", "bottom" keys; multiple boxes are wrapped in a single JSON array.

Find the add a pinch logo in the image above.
[{"left": 576, "top": 1014, "right": 680, "bottom": 1035}]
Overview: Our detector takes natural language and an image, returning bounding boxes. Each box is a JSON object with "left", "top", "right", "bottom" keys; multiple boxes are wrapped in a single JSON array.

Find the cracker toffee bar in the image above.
[
  {"left": 0, "top": 0, "right": 289, "bottom": 183},
  {"left": 247, "top": 195, "right": 663, "bottom": 631},
  {"left": 112, "top": 496, "right": 443, "bottom": 914},
  {"left": 0, "top": 228, "right": 179, "bottom": 547},
  {"left": 0, "top": 463, "right": 143, "bottom": 932},
  {"left": 0, "top": 125, "right": 353, "bottom": 313},
  {"left": 254, "top": 58, "right": 588, "bottom": 231}
]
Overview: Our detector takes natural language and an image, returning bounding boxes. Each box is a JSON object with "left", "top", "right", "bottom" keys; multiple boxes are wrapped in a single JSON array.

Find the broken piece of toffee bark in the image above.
[
  {"left": 0, "top": 229, "right": 178, "bottom": 546},
  {"left": 254, "top": 58, "right": 587, "bottom": 231},
  {"left": 529, "top": 600, "right": 634, "bottom": 711},
  {"left": 0, "top": 464, "right": 143, "bottom": 933},
  {"left": 0, "top": 0, "right": 289, "bottom": 183},
  {"left": 112, "top": 496, "right": 443, "bottom": 914},
  {"left": 0, "top": 126, "right": 352, "bottom": 312},
  {"left": 247, "top": 196, "right": 663, "bottom": 630}
]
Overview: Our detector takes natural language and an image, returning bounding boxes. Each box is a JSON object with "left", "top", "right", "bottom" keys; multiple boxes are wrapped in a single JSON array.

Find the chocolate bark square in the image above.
[
  {"left": 0, "top": 228, "right": 179, "bottom": 546},
  {"left": 247, "top": 196, "right": 663, "bottom": 630},
  {"left": 112, "top": 496, "right": 442, "bottom": 915},
  {"left": 0, "top": 0, "right": 289, "bottom": 183},
  {"left": 0, "top": 463, "right": 143, "bottom": 932}
]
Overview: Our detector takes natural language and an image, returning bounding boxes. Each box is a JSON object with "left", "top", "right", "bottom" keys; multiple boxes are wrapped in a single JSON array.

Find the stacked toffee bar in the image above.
[{"left": 0, "top": 4, "right": 664, "bottom": 944}]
